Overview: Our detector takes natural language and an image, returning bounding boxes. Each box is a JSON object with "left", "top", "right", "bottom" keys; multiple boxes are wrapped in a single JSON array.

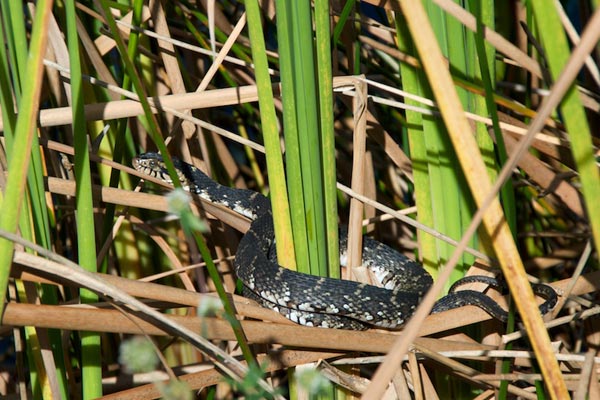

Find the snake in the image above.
[{"left": 133, "top": 152, "right": 558, "bottom": 330}]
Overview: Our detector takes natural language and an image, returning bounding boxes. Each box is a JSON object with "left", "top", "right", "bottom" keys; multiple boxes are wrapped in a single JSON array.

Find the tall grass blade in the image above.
[
  {"left": 468, "top": 0, "right": 516, "bottom": 235},
  {"left": 285, "top": 1, "right": 328, "bottom": 277},
  {"left": 0, "top": 0, "right": 52, "bottom": 321},
  {"left": 314, "top": 0, "right": 339, "bottom": 278},
  {"left": 65, "top": 0, "right": 102, "bottom": 397},
  {"left": 245, "top": 0, "right": 296, "bottom": 269},
  {"left": 274, "top": 0, "right": 309, "bottom": 272},
  {"left": 530, "top": 0, "right": 600, "bottom": 263}
]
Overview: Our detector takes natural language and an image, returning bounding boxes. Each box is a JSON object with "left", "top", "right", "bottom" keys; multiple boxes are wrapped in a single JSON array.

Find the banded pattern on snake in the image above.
[{"left": 133, "top": 152, "right": 558, "bottom": 330}]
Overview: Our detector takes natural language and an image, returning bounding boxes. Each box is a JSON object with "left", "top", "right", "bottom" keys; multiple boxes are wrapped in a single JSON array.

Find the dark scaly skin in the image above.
[{"left": 133, "top": 153, "right": 558, "bottom": 330}]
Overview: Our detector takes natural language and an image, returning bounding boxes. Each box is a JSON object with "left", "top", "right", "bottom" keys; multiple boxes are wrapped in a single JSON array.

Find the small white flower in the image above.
[
  {"left": 197, "top": 296, "right": 224, "bottom": 317},
  {"left": 166, "top": 188, "right": 192, "bottom": 215},
  {"left": 119, "top": 336, "right": 158, "bottom": 374},
  {"left": 166, "top": 189, "right": 207, "bottom": 232},
  {"left": 294, "top": 365, "right": 331, "bottom": 395}
]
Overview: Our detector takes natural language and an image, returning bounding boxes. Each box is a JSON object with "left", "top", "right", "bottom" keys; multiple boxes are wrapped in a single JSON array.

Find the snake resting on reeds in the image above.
[{"left": 133, "top": 152, "right": 558, "bottom": 330}]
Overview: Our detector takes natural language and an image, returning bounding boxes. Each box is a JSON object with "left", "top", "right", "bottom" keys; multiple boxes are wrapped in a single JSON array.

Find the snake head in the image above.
[
  {"left": 131, "top": 153, "right": 205, "bottom": 192},
  {"left": 132, "top": 152, "right": 189, "bottom": 189},
  {"left": 132, "top": 152, "right": 161, "bottom": 169},
  {"left": 132, "top": 152, "right": 168, "bottom": 180}
]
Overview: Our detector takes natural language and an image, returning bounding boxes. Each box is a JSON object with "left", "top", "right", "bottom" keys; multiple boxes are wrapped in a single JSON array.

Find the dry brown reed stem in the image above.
[
  {"left": 347, "top": 77, "right": 368, "bottom": 279},
  {"left": 316, "top": 360, "right": 371, "bottom": 394},
  {"left": 74, "top": 9, "right": 121, "bottom": 101},
  {"left": 150, "top": 0, "right": 195, "bottom": 140},
  {"left": 337, "top": 91, "right": 414, "bottom": 180},
  {"left": 10, "top": 250, "right": 600, "bottom": 347},
  {"left": 195, "top": 13, "right": 247, "bottom": 93},
  {"left": 407, "top": 352, "right": 422, "bottom": 399},
  {"left": 4, "top": 302, "right": 499, "bottom": 355},
  {"left": 99, "top": 350, "right": 339, "bottom": 400},
  {"left": 164, "top": 10, "right": 247, "bottom": 150},
  {"left": 551, "top": 241, "right": 593, "bottom": 318},
  {"left": 46, "top": 176, "right": 251, "bottom": 233},
  {"left": 19, "top": 74, "right": 312, "bottom": 134}
]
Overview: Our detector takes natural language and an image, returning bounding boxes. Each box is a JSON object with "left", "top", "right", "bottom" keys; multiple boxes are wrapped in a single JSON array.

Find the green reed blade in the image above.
[
  {"left": 315, "top": 0, "right": 339, "bottom": 278},
  {"left": 274, "top": 0, "right": 309, "bottom": 273},
  {"left": 530, "top": 0, "right": 600, "bottom": 276},
  {"left": 65, "top": 0, "right": 103, "bottom": 397},
  {"left": 245, "top": 0, "right": 296, "bottom": 270}
]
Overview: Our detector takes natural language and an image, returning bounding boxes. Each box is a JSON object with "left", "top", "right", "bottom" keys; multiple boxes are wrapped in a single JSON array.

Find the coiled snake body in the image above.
[{"left": 133, "top": 153, "right": 557, "bottom": 330}]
